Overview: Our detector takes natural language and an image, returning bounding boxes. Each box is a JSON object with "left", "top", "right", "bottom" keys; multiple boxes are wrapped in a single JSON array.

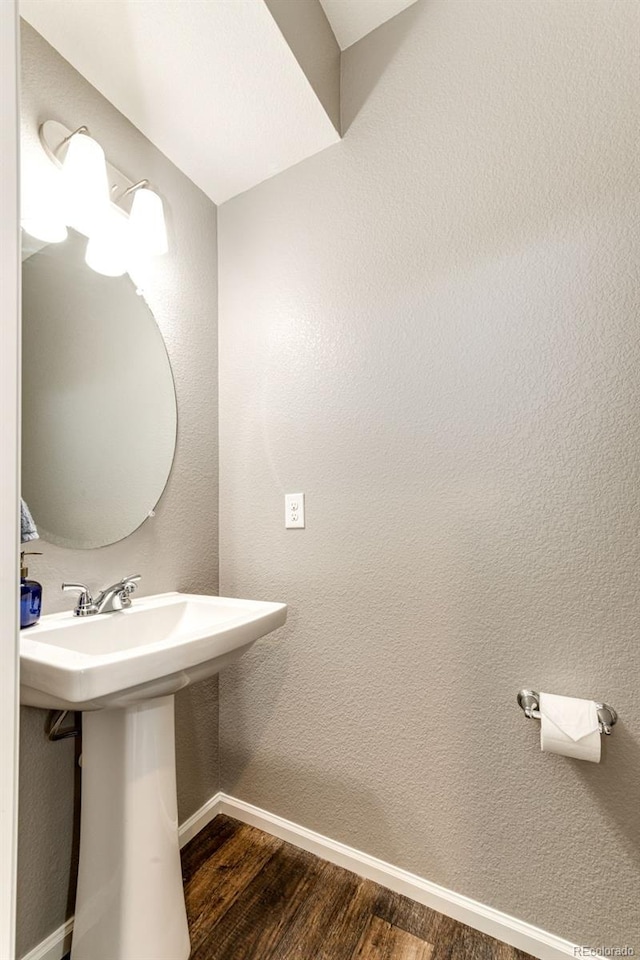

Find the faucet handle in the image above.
[
  {"left": 62, "top": 582, "right": 97, "bottom": 617},
  {"left": 121, "top": 574, "right": 141, "bottom": 586},
  {"left": 62, "top": 581, "right": 92, "bottom": 597},
  {"left": 120, "top": 574, "right": 141, "bottom": 595},
  {"left": 118, "top": 574, "right": 141, "bottom": 608}
]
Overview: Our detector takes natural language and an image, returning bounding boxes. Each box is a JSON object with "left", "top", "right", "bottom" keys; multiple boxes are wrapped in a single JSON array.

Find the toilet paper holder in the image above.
[{"left": 517, "top": 689, "right": 617, "bottom": 735}]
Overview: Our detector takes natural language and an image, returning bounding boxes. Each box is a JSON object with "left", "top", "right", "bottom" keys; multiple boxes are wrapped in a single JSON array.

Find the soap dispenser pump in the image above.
[{"left": 20, "top": 551, "right": 43, "bottom": 628}]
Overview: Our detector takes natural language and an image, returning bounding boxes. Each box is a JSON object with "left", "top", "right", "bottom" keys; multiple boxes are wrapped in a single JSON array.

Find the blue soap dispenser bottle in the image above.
[{"left": 20, "top": 551, "right": 43, "bottom": 628}]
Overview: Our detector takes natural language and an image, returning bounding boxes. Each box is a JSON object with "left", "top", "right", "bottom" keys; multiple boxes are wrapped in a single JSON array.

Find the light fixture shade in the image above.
[
  {"left": 61, "top": 132, "right": 110, "bottom": 237},
  {"left": 21, "top": 207, "right": 68, "bottom": 245},
  {"left": 85, "top": 206, "right": 129, "bottom": 277},
  {"left": 129, "top": 187, "right": 168, "bottom": 256},
  {"left": 21, "top": 166, "right": 68, "bottom": 244}
]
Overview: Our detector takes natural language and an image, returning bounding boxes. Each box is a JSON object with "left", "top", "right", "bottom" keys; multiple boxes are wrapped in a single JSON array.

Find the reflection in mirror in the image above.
[{"left": 22, "top": 228, "right": 177, "bottom": 549}]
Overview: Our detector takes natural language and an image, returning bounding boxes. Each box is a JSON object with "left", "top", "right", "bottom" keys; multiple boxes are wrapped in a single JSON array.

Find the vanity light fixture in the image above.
[
  {"left": 20, "top": 130, "right": 71, "bottom": 243},
  {"left": 59, "top": 126, "right": 110, "bottom": 236},
  {"left": 126, "top": 180, "right": 169, "bottom": 257},
  {"left": 23, "top": 119, "right": 169, "bottom": 276},
  {"left": 20, "top": 168, "right": 68, "bottom": 245}
]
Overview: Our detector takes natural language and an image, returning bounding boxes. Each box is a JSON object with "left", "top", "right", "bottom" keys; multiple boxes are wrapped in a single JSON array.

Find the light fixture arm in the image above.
[
  {"left": 59, "top": 124, "right": 89, "bottom": 148},
  {"left": 113, "top": 178, "right": 152, "bottom": 210},
  {"left": 121, "top": 178, "right": 150, "bottom": 197},
  {"left": 39, "top": 122, "right": 89, "bottom": 166}
]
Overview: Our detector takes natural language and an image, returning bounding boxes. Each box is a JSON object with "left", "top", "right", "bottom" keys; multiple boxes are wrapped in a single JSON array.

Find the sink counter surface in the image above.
[{"left": 20, "top": 591, "right": 287, "bottom": 710}]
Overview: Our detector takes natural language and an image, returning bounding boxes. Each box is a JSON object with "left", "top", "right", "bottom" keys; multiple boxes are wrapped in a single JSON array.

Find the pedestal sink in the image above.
[{"left": 20, "top": 592, "right": 287, "bottom": 960}]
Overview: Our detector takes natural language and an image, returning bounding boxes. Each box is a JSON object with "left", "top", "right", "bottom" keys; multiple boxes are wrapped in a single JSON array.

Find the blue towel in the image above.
[{"left": 21, "top": 498, "right": 39, "bottom": 543}]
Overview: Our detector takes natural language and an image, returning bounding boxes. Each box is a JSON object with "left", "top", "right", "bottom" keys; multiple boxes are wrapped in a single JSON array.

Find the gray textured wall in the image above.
[
  {"left": 18, "top": 23, "right": 219, "bottom": 957},
  {"left": 218, "top": 0, "right": 640, "bottom": 948}
]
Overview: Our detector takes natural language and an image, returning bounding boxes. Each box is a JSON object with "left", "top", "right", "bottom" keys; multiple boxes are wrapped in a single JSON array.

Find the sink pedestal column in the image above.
[{"left": 71, "top": 695, "right": 190, "bottom": 960}]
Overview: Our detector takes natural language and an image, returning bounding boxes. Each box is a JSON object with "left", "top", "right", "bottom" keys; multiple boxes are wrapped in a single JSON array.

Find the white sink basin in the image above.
[
  {"left": 20, "top": 591, "right": 287, "bottom": 710},
  {"left": 20, "top": 589, "right": 287, "bottom": 960}
]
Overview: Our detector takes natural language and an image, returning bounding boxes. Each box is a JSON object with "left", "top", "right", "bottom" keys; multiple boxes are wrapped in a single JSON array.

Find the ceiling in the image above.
[
  {"left": 319, "top": 0, "right": 419, "bottom": 50},
  {"left": 21, "top": 0, "right": 340, "bottom": 205},
  {"left": 21, "top": 0, "right": 418, "bottom": 204}
]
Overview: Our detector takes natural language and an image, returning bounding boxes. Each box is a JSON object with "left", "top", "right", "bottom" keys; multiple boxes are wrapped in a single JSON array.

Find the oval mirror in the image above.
[{"left": 21, "top": 229, "right": 177, "bottom": 549}]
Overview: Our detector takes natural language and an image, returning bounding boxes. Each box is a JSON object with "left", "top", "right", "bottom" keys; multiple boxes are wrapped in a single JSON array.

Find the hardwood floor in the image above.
[{"left": 181, "top": 815, "right": 535, "bottom": 960}]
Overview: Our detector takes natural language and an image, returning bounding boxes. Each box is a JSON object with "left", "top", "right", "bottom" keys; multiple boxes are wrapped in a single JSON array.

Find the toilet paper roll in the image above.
[{"left": 539, "top": 692, "right": 601, "bottom": 763}]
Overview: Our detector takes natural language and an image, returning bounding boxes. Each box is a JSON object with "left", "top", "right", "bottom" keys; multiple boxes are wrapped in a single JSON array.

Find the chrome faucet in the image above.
[{"left": 62, "top": 574, "right": 141, "bottom": 616}]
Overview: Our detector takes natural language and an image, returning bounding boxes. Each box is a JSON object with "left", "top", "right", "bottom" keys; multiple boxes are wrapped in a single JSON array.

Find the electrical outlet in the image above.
[{"left": 285, "top": 493, "right": 305, "bottom": 528}]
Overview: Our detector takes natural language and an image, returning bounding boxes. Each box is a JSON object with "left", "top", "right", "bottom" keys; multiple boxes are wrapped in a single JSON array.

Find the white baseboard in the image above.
[
  {"left": 217, "top": 794, "right": 577, "bottom": 960},
  {"left": 21, "top": 791, "right": 578, "bottom": 960},
  {"left": 179, "top": 791, "right": 224, "bottom": 848}
]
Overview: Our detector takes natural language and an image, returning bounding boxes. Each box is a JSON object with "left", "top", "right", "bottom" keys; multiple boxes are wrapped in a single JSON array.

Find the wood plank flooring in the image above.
[
  {"left": 181, "top": 815, "right": 536, "bottom": 960},
  {"left": 352, "top": 916, "right": 433, "bottom": 960}
]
